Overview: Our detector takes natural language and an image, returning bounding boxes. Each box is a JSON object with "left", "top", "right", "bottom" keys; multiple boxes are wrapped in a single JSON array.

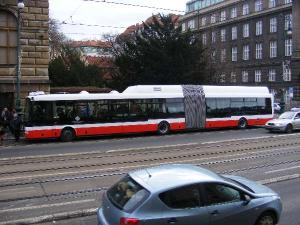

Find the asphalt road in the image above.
[
  {"left": 0, "top": 128, "right": 299, "bottom": 225},
  {"left": 42, "top": 178, "right": 300, "bottom": 225}
]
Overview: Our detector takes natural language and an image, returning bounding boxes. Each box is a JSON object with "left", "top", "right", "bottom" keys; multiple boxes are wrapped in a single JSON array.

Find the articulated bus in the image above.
[{"left": 24, "top": 85, "right": 273, "bottom": 141}]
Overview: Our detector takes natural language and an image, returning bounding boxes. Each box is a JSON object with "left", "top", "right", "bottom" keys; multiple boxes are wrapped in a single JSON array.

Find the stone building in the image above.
[
  {"left": 180, "top": 0, "right": 299, "bottom": 105},
  {"left": 0, "top": 0, "right": 50, "bottom": 110}
]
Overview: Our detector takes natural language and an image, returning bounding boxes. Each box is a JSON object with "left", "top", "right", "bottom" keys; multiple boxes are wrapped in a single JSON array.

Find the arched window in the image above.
[{"left": 0, "top": 10, "right": 17, "bottom": 65}]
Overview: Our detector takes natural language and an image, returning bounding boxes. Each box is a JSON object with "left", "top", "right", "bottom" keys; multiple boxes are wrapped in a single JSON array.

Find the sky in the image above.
[{"left": 49, "top": 0, "right": 188, "bottom": 40}]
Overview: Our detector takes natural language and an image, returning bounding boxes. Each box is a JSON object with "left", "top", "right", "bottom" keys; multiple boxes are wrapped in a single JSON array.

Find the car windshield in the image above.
[
  {"left": 279, "top": 112, "right": 295, "bottom": 119},
  {"left": 107, "top": 176, "right": 149, "bottom": 212}
]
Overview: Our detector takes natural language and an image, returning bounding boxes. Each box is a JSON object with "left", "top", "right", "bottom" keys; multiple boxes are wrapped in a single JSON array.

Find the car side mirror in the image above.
[{"left": 242, "top": 194, "right": 252, "bottom": 206}]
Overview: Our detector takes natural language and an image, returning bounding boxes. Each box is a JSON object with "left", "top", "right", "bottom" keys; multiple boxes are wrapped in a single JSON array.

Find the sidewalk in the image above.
[{"left": 0, "top": 130, "right": 24, "bottom": 147}]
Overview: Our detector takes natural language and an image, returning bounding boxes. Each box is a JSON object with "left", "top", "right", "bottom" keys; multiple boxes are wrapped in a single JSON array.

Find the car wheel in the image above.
[
  {"left": 60, "top": 128, "right": 75, "bottom": 142},
  {"left": 157, "top": 121, "right": 170, "bottom": 135},
  {"left": 255, "top": 212, "right": 276, "bottom": 225},
  {"left": 285, "top": 124, "right": 293, "bottom": 134},
  {"left": 238, "top": 118, "right": 248, "bottom": 129}
]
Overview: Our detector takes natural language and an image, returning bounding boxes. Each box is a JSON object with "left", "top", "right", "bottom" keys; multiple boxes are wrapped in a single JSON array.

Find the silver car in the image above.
[
  {"left": 265, "top": 111, "right": 300, "bottom": 133},
  {"left": 97, "top": 164, "right": 282, "bottom": 225}
]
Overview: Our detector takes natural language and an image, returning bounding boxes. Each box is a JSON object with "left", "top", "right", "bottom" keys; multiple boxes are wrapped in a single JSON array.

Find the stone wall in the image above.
[{"left": 0, "top": 0, "right": 50, "bottom": 109}]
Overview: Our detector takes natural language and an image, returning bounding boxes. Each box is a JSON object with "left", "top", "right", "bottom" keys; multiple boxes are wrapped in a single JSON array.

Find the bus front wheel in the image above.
[
  {"left": 238, "top": 118, "right": 248, "bottom": 129},
  {"left": 60, "top": 128, "right": 75, "bottom": 142},
  {"left": 157, "top": 121, "right": 170, "bottom": 135}
]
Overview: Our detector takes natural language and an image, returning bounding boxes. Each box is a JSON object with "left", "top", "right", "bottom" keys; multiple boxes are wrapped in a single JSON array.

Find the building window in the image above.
[
  {"left": 270, "top": 41, "right": 277, "bottom": 58},
  {"left": 188, "top": 19, "right": 195, "bottom": 29},
  {"left": 255, "top": 70, "right": 262, "bottom": 82},
  {"left": 211, "top": 14, "right": 216, "bottom": 24},
  {"left": 221, "top": 29, "right": 226, "bottom": 42},
  {"left": 269, "top": 69, "right": 276, "bottom": 82},
  {"left": 220, "top": 10, "right": 226, "bottom": 21},
  {"left": 211, "top": 31, "right": 216, "bottom": 43},
  {"left": 201, "top": 17, "right": 207, "bottom": 26},
  {"left": 242, "top": 71, "right": 248, "bottom": 83},
  {"left": 256, "top": 43, "right": 263, "bottom": 59},
  {"left": 285, "top": 0, "right": 292, "bottom": 4},
  {"left": 255, "top": 0, "right": 263, "bottom": 12},
  {"left": 285, "top": 38, "right": 292, "bottom": 56},
  {"left": 211, "top": 50, "right": 216, "bottom": 61},
  {"left": 269, "top": 0, "right": 276, "bottom": 8},
  {"left": 231, "top": 72, "right": 237, "bottom": 83},
  {"left": 182, "top": 23, "right": 186, "bottom": 32},
  {"left": 243, "top": 24, "right": 249, "bottom": 38},
  {"left": 220, "top": 73, "right": 226, "bottom": 83},
  {"left": 243, "top": 45, "right": 250, "bottom": 60},
  {"left": 232, "top": 46, "right": 237, "bottom": 62},
  {"left": 285, "top": 14, "right": 292, "bottom": 32},
  {"left": 202, "top": 33, "right": 207, "bottom": 45},
  {"left": 283, "top": 65, "right": 291, "bottom": 81},
  {"left": 232, "top": 26, "right": 237, "bottom": 40},
  {"left": 270, "top": 17, "right": 277, "bottom": 33},
  {"left": 231, "top": 7, "right": 237, "bottom": 18},
  {"left": 256, "top": 21, "right": 263, "bottom": 36},
  {"left": 242, "top": 3, "right": 249, "bottom": 16},
  {"left": 221, "top": 48, "right": 226, "bottom": 62},
  {"left": 0, "top": 10, "right": 17, "bottom": 65}
]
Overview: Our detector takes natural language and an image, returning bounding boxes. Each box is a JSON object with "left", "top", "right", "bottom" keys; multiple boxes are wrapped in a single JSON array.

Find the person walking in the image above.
[
  {"left": 0, "top": 121, "right": 5, "bottom": 145},
  {"left": 10, "top": 111, "right": 22, "bottom": 142},
  {"left": 1, "top": 107, "right": 10, "bottom": 129}
]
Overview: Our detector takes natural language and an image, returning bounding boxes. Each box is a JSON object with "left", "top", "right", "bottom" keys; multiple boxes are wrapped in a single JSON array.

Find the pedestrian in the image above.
[
  {"left": 0, "top": 121, "right": 5, "bottom": 145},
  {"left": 1, "top": 107, "right": 10, "bottom": 129},
  {"left": 10, "top": 111, "right": 22, "bottom": 142}
]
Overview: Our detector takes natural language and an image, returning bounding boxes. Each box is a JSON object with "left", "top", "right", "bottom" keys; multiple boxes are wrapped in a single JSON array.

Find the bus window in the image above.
[
  {"left": 165, "top": 98, "right": 184, "bottom": 118},
  {"left": 129, "top": 100, "right": 147, "bottom": 120},
  {"left": 89, "top": 100, "right": 110, "bottom": 122},
  {"left": 147, "top": 99, "right": 166, "bottom": 119},
  {"left": 257, "top": 98, "right": 272, "bottom": 114},
  {"left": 230, "top": 98, "right": 244, "bottom": 116},
  {"left": 243, "top": 98, "right": 257, "bottom": 115},
  {"left": 54, "top": 101, "right": 74, "bottom": 124},
  {"left": 206, "top": 98, "right": 217, "bottom": 118},
  {"left": 217, "top": 98, "right": 231, "bottom": 117},
  {"left": 111, "top": 100, "right": 129, "bottom": 121},
  {"left": 31, "top": 101, "right": 53, "bottom": 125}
]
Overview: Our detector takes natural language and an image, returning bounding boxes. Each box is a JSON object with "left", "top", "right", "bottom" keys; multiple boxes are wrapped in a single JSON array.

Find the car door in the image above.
[
  {"left": 155, "top": 184, "right": 209, "bottom": 225},
  {"left": 293, "top": 112, "right": 300, "bottom": 129},
  {"left": 202, "top": 183, "right": 253, "bottom": 225}
]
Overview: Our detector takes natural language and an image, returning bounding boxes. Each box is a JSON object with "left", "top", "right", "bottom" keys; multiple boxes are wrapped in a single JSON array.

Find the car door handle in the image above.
[
  {"left": 167, "top": 217, "right": 178, "bottom": 224},
  {"left": 210, "top": 210, "right": 220, "bottom": 215}
]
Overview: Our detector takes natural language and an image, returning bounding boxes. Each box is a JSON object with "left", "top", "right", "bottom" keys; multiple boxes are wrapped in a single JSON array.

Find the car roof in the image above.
[{"left": 129, "top": 164, "right": 223, "bottom": 193}]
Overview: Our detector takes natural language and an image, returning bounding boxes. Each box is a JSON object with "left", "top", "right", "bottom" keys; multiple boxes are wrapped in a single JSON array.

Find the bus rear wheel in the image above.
[
  {"left": 157, "top": 121, "right": 170, "bottom": 135},
  {"left": 238, "top": 118, "right": 248, "bottom": 129},
  {"left": 60, "top": 128, "right": 75, "bottom": 142}
]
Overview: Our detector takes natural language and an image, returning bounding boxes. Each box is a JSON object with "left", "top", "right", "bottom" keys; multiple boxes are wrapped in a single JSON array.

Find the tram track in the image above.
[{"left": 1, "top": 135, "right": 300, "bottom": 177}]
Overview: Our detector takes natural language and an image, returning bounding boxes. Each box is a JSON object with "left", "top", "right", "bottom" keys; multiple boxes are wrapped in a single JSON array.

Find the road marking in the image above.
[
  {"left": 106, "top": 142, "right": 199, "bottom": 153},
  {"left": 265, "top": 165, "right": 300, "bottom": 174},
  {"left": 0, "top": 146, "right": 297, "bottom": 182},
  {"left": 0, "top": 199, "right": 94, "bottom": 213},
  {"left": 259, "top": 173, "right": 300, "bottom": 185},
  {"left": 201, "top": 133, "right": 300, "bottom": 145},
  {"left": 0, "top": 186, "right": 35, "bottom": 194}
]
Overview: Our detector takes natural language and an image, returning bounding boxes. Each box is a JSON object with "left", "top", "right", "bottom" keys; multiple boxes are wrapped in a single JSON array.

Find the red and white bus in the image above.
[{"left": 24, "top": 85, "right": 273, "bottom": 141}]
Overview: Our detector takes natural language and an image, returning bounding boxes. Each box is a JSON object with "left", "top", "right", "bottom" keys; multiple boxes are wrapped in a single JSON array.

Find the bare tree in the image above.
[{"left": 49, "top": 18, "right": 67, "bottom": 60}]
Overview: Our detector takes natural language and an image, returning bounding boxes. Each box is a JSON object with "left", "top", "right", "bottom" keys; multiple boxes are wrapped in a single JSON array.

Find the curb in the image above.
[{"left": 1, "top": 175, "right": 299, "bottom": 225}]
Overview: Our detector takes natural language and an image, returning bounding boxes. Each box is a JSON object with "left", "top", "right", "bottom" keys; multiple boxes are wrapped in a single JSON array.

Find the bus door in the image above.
[{"left": 182, "top": 85, "right": 206, "bottom": 129}]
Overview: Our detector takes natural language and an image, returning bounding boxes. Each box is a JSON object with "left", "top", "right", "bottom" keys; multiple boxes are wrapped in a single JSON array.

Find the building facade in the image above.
[
  {"left": 0, "top": 0, "right": 50, "bottom": 110},
  {"left": 180, "top": 0, "right": 299, "bottom": 105}
]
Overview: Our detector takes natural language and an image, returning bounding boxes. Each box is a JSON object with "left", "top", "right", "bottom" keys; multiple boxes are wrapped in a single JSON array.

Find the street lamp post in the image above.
[{"left": 16, "top": 0, "right": 24, "bottom": 113}]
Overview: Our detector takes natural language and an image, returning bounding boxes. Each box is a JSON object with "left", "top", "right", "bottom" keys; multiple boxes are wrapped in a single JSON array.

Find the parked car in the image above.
[
  {"left": 265, "top": 110, "right": 300, "bottom": 133},
  {"left": 290, "top": 106, "right": 300, "bottom": 112},
  {"left": 97, "top": 164, "right": 282, "bottom": 225},
  {"left": 273, "top": 103, "right": 281, "bottom": 113}
]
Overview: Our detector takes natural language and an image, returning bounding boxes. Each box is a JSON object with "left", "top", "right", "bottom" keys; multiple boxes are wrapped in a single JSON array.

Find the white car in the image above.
[{"left": 265, "top": 111, "right": 300, "bottom": 133}]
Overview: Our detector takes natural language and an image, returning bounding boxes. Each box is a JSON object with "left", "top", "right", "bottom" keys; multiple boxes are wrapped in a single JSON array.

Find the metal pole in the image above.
[{"left": 16, "top": 7, "right": 21, "bottom": 112}]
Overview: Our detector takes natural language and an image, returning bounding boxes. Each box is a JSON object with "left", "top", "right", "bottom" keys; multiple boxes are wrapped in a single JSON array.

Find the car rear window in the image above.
[{"left": 107, "top": 176, "right": 149, "bottom": 212}]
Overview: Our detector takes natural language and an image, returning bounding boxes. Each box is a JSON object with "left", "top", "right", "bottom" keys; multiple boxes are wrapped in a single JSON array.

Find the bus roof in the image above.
[{"left": 27, "top": 85, "right": 271, "bottom": 101}]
